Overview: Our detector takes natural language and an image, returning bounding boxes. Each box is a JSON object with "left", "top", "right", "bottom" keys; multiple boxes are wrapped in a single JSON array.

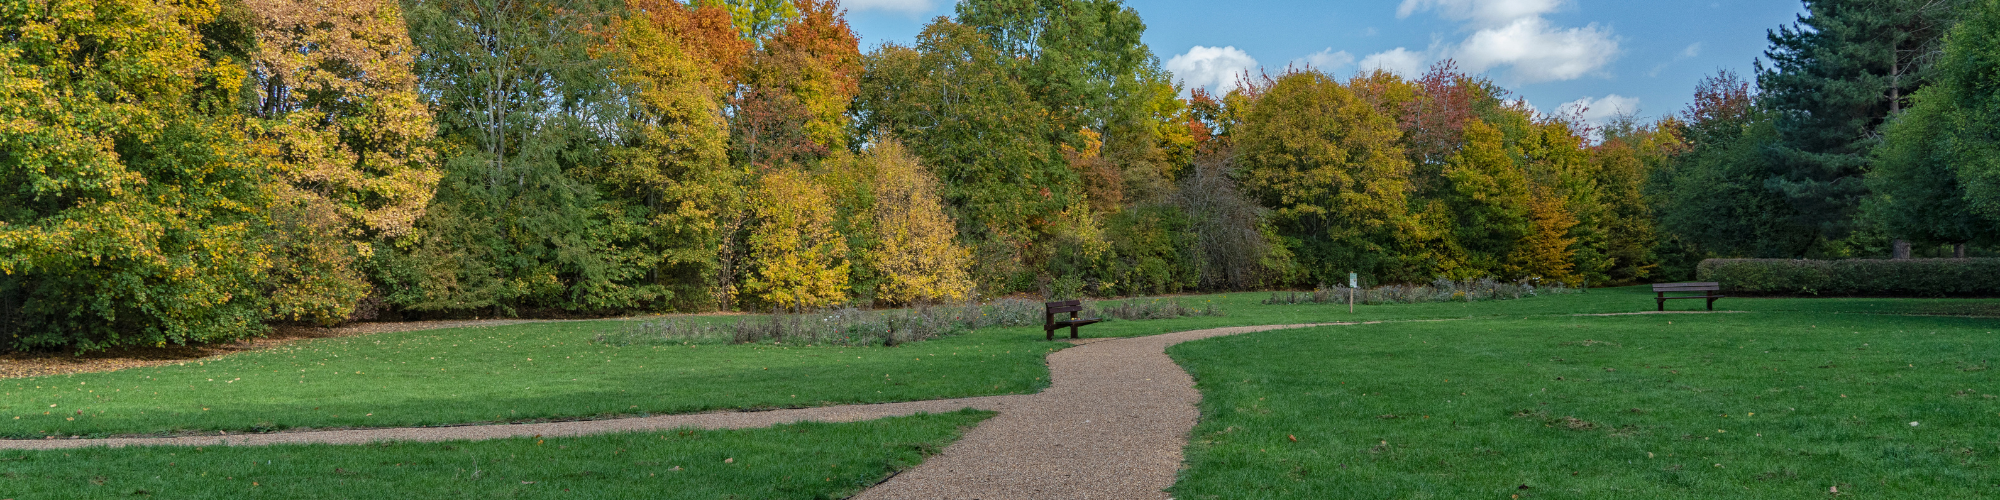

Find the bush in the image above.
[
  {"left": 1697, "top": 258, "right": 2000, "bottom": 297},
  {"left": 595, "top": 296, "right": 1223, "bottom": 347},
  {"left": 1263, "top": 278, "right": 1577, "bottom": 306}
]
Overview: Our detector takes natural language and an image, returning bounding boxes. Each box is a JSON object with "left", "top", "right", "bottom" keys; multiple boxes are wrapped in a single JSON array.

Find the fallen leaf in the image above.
[
  {"left": 724, "top": 458, "right": 734, "bottom": 464},
  {"left": 1287, "top": 435, "right": 1297, "bottom": 442}
]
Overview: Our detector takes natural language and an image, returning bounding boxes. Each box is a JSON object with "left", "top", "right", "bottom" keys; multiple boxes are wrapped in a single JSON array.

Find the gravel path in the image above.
[
  {"left": 852, "top": 324, "right": 1327, "bottom": 500},
  {"left": 2, "top": 322, "right": 1333, "bottom": 498}
]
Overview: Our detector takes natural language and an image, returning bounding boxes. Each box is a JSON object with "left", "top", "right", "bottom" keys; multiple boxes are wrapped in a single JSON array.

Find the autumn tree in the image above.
[
  {"left": 243, "top": 0, "right": 442, "bottom": 324},
  {"left": 862, "top": 141, "right": 975, "bottom": 304},
  {"left": 1232, "top": 70, "right": 1419, "bottom": 284},
  {"left": 743, "top": 170, "right": 850, "bottom": 309},
  {"left": 1, "top": 0, "right": 270, "bottom": 350},
  {"left": 734, "top": 0, "right": 860, "bottom": 167},
  {"left": 856, "top": 20, "right": 1073, "bottom": 290},
  {"left": 596, "top": 0, "right": 751, "bottom": 311}
]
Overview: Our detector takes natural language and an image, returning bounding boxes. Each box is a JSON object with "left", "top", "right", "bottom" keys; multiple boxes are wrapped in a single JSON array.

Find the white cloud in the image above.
[
  {"left": 1397, "top": 0, "right": 1565, "bottom": 27},
  {"left": 841, "top": 0, "right": 934, "bottom": 14},
  {"left": 1450, "top": 17, "right": 1617, "bottom": 83},
  {"left": 1359, "top": 48, "right": 1428, "bottom": 78},
  {"left": 1556, "top": 94, "right": 1640, "bottom": 126},
  {"left": 1166, "top": 46, "right": 1259, "bottom": 94},
  {"left": 1292, "top": 48, "right": 1355, "bottom": 71},
  {"left": 1680, "top": 42, "right": 1702, "bottom": 59}
]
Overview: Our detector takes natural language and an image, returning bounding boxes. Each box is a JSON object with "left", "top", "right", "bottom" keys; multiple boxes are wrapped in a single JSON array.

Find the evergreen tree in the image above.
[{"left": 1757, "top": 0, "right": 1967, "bottom": 251}]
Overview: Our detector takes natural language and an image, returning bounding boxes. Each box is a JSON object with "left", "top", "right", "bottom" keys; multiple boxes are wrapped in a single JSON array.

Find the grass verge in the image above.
[
  {"left": 0, "top": 409, "right": 991, "bottom": 499},
  {"left": 1167, "top": 301, "right": 2000, "bottom": 498}
]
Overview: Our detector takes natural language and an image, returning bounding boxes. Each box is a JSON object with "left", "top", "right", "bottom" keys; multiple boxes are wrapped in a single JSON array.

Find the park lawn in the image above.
[
  {"left": 1167, "top": 291, "right": 2000, "bottom": 499},
  {"left": 13, "top": 285, "right": 1982, "bottom": 438},
  {"left": 0, "top": 409, "right": 991, "bottom": 499},
  {"left": 0, "top": 288, "right": 1615, "bottom": 438}
]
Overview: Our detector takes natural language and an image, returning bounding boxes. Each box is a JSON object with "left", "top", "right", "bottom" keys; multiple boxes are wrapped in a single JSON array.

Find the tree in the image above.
[
  {"left": 855, "top": 20, "right": 1074, "bottom": 290},
  {"left": 1757, "top": 0, "right": 1968, "bottom": 249},
  {"left": 1651, "top": 71, "right": 1815, "bottom": 264},
  {"left": 1935, "top": 0, "right": 2000, "bottom": 233},
  {"left": 600, "top": 0, "right": 749, "bottom": 311},
  {"left": 1436, "top": 119, "right": 1533, "bottom": 279},
  {"left": 1232, "top": 70, "right": 1418, "bottom": 284},
  {"left": 1, "top": 0, "right": 270, "bottom": 350},
  {"left": 743, "top": 170, "right": 849, "bottom": 309},
  {"left": 243, "top": 0, "right": 442, "bottom": 325},
  {"left": 734, "top": 0, "right": 860, "bottom": 167},
  {"left": 863, "top": 141, "right": 975, "bottom": 305},
  {"left": 390, "top": 0, "right": 650, "bottom": 314}
]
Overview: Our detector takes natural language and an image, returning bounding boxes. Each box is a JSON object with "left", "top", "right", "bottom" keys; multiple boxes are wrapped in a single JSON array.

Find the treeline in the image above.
[
  {"left": 7, "top": 0, "right": 1991, "bottom": 351},
  {"left": 1651, "top": 0, "right": 2000, "bottom": 275}
]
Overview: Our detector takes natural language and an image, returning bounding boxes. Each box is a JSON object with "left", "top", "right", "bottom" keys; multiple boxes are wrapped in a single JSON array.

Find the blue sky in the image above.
[{"left": 841, "top": 0, "right": 1807, "bottom": 127}]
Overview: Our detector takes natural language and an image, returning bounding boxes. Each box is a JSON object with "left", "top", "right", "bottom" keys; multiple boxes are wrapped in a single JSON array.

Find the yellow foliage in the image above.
[
  {"left": 744, "top": 170, "right": 850, "bottom": 309},
  {"left": 866, "top": 141, "right": 973, "bottom": 304}
]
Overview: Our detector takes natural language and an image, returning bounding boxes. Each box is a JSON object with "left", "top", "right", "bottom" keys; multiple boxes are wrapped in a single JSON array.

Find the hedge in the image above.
[{"left": 1696, "top": 258, "right": 2000, "bottom": 297}]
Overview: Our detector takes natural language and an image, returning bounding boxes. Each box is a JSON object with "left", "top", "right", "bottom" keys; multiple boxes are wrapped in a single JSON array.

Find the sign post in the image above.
[{"left": 1347, "top": 273, "right": 1358, "bottom": 313}]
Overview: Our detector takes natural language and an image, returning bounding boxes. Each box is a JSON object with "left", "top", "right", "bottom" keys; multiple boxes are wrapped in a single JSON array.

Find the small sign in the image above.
[{"left": 1348, "top": 272, "right": 1358, "bottom": 289}]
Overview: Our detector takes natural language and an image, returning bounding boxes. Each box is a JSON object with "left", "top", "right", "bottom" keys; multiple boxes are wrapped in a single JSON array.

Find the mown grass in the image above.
[
  {"left": 9, "top": 286, "right": 1990, "bottom": 439},
  {"left": 0, "top": 290, "right": 1590, "bottom": 438},
  {"left": 1168, "top": 287, "right": 2000, "bottom": 498},
  {"left": 0, "top": 409, "right": 990, "bottom": 499}
]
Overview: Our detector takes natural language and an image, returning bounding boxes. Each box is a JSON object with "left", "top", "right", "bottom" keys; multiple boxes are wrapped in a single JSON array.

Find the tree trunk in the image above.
[
  {"left": 1892, "top": 239, "right": 1912, "bottom": 259},
  {"left": 1954, "top": 243, "right": 1967, "bottom": 259}
]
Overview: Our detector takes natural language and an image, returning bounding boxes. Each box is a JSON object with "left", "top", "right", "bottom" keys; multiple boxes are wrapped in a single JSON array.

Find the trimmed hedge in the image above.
[{"left": 1697, "top": 258, "right": 2000, "bottom": 297}]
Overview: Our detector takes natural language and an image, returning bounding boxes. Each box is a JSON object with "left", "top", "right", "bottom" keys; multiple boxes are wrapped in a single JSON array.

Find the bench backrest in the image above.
[
  {"left": 1653, "top": 282, "right": 1720, "bottom": 292},
  {"left": 1045, "top": 299, "right": 1083, "bottom": 314}
]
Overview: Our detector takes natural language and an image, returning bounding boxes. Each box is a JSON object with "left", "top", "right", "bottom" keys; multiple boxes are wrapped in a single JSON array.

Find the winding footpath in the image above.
[{"left": 2, "top": 323, "right": 1335, "bottom": 498}]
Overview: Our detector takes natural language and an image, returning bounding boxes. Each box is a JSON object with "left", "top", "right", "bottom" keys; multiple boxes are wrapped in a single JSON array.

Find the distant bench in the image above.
[
  {"left": 1043, "top": 300, "right": 1102, "bottom": 341},
  {"left": 1653, "top": 282, "right": 1724, "bottom": 311}
]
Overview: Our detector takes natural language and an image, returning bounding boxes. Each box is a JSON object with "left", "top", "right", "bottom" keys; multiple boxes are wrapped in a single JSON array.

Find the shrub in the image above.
[
  {"left": 1263, "top": 278, "right": 1577, "bottom": 306},
  {"left": 1697, "top": 258, "right": 2000, "bottom": 297},
  {"left": 596, "top": 296, "right": 1222, "bottom": 347}
]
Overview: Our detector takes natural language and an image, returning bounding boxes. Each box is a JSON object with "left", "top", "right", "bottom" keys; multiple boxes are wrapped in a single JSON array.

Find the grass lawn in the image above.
[
  {"left": 3, "top": 289, "right": 1641, "bottom": 438},
  {"left": 0, "top": 410, "right": 990, "bottom": 499},
  {"left": 1168, "top": 287, "right": 2000, "bottom": 498}
]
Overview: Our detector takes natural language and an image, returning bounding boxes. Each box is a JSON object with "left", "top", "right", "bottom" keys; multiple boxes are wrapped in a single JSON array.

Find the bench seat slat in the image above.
[{"left": 1046, "top": 305, "right": 1084, "bottom": 313}]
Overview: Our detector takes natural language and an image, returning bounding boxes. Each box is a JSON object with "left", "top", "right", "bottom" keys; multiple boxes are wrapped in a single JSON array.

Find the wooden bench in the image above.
[
  {"left": 1043, "top": 300, "right": 1102, "bottom": 340},
  {"left": 1653, "top": 282, "right": 1724, "bottom": 311}
]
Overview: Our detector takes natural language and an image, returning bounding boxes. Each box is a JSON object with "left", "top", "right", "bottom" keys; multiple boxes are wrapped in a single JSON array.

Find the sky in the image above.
[{"left": 839, "top": 0, "right": 1808, "bottom": 128}]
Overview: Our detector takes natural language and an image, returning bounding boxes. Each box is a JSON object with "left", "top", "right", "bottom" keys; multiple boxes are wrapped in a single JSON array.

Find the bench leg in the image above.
[
  {"left": 1706, "top": 295, "right": 1716, "bottom": 311},
  {"left": 1071, "top": 324, "right": 1080, "bottom": 339},
  {"left": 1046, "top": 327, "right": 1054, "bottom": 341},
  {"left": 1657, "top": 292, "right": 1665, "bottom": 312}
]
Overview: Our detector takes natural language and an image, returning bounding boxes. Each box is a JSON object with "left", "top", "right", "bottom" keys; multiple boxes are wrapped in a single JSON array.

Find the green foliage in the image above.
[
  {"left": 1650, "top": 71, "right": 1816, "bottom": 260},
  {"left": 0, "top": 0, "right": 271, "bottom": 350},
  {"left": 855, "top": 20, "right": 1075, "bottom": 291},
  {"left": 1921, "top": 0, "right": 2000, "bottom": 232},
  {"left": 1233, "top": 70, "right": 1419, "bottom": 285},
  {"left": 1699, "top": 257, "right": 2000, "bottom": 296},
  {"left": 389, "top": 0, "right": 661, "bottom": 315},
  {"left": 1756, "top": 0, "right": 1970, "bottom": 247}
]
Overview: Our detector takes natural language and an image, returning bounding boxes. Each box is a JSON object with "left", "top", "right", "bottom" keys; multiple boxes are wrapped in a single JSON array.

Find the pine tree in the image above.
[{"left": 1757, "top": 0, "right": 1968, "bottom": 251}]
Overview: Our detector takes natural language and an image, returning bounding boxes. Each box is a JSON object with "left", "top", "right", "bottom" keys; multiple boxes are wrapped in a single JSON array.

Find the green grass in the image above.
[
  {"left": 0, "top": 290, "right": 1596, "bottom": 438},
  {"left": 0, "top": 409, "right": 990, "bottom": 499},
  {"left": 1167, "top": 287, "right": 2000, "bottom": 498},
  {"left": 11, "top": 285, "right": 1995, "bottom": 442}
]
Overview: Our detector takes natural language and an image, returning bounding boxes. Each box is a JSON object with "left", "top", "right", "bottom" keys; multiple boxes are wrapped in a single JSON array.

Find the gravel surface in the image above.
[
  {"left": 2, "top": 323, "right": 1334, "bottom": 499},
  {"left": 853, "top": 324, "right": 1329, "bottom": 500}
]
